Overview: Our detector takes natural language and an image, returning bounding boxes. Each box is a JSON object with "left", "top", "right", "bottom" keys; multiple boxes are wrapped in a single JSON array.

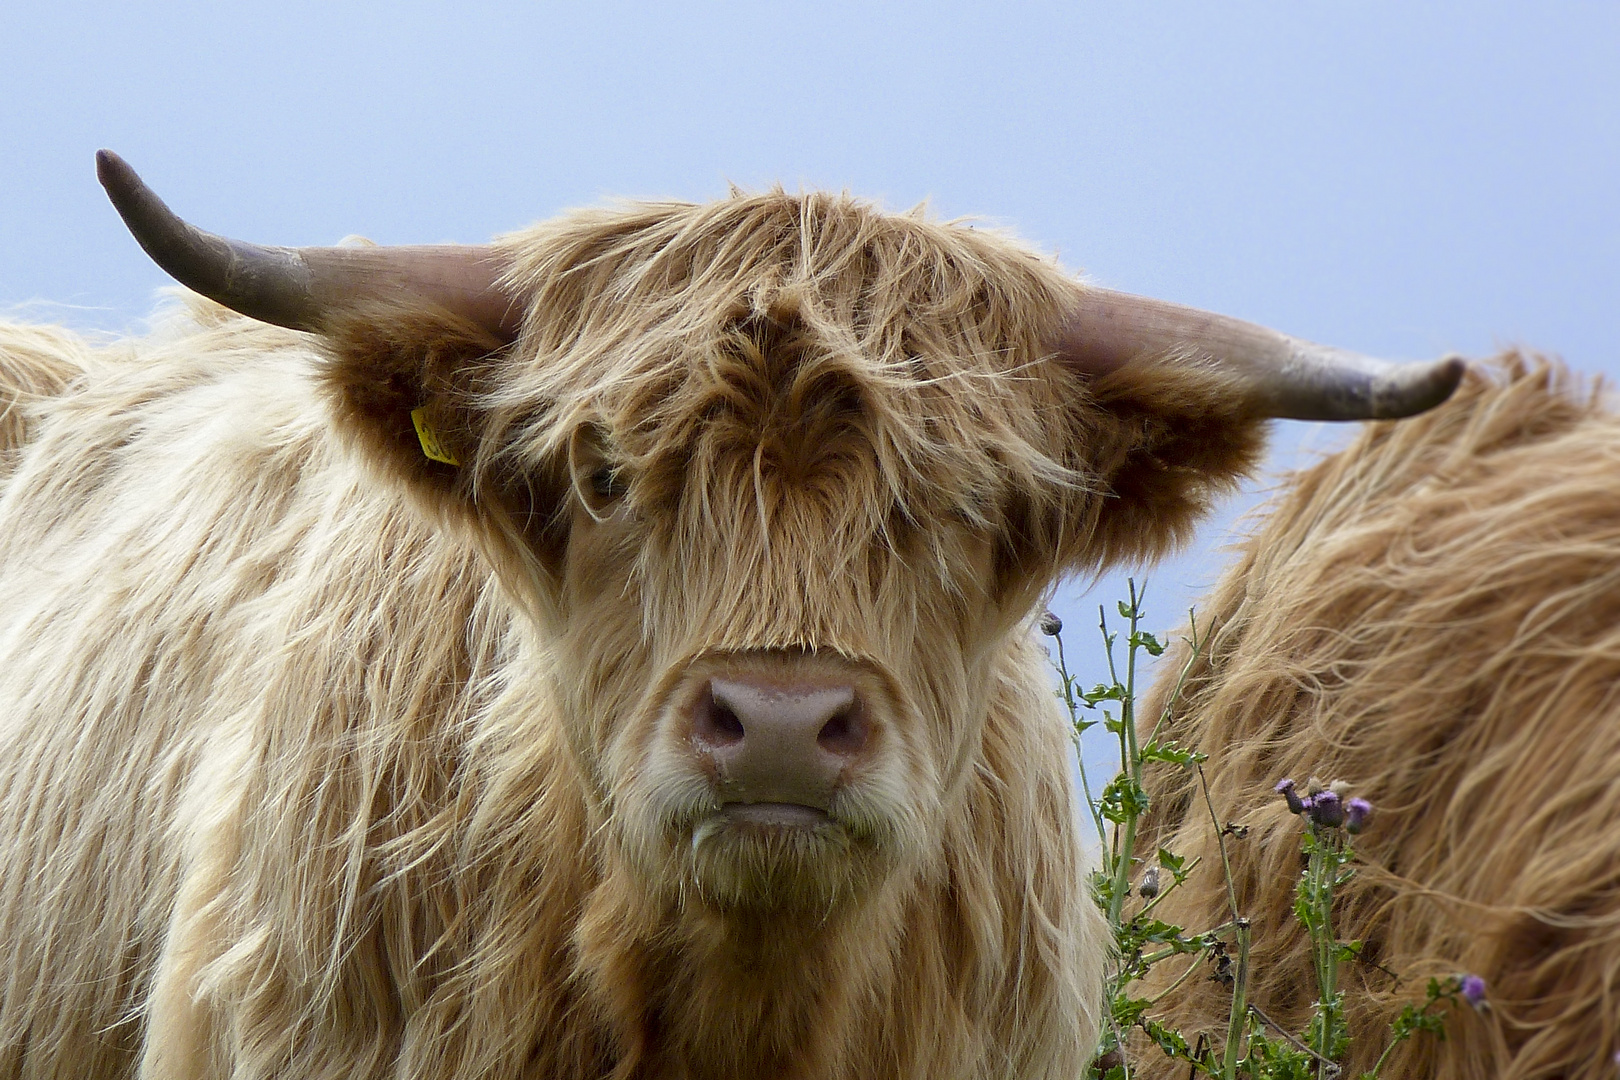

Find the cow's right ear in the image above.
[
  {"left": 316, "top": 302, "right": 504, "bottom": 512},
  {"left": 95, "top": 152, "right": 567, "bottom": 566}
]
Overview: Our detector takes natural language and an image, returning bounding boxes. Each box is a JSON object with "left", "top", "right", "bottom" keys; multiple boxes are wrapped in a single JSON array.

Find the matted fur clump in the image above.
[
  {"left": 0, "top": 189, "right": 1273, "bottom": 1080},
  {"left": 1134, "top": 356, "right": 1620, "bottom": 1079}
]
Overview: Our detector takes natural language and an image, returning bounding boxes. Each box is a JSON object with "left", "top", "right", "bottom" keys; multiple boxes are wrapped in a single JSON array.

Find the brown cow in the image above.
[
  {"left": 1134, "top": 357, "right": 1618, "bottom": 1079},
  {"left": 0, "top": 152, "right": 1460, "bottom": 1080}
]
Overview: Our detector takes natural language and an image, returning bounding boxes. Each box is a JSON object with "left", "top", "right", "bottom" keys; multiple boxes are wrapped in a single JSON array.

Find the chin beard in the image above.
[
  {"left": 653, "top": 799, "right": 907, "bottom": 914},
  {"left": 613, "top": 773, "right": 928, "bottom": 916},
  {"left": 683, "top": 811, "right": 849, "bottom": 912}
]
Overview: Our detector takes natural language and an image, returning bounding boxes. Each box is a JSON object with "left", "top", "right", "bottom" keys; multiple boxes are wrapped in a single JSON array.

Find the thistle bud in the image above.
[
  {"left": 1275, "top": 778, "right": 1306, "bottom": 815},
  {"left": 1137, "top": 866, "right": 1161, "bottom": 899},
  {"left": 1308, "top": 790, "right": 1345, "bottom": 828},
  {"left": 1344, "top": 797, "right": 1373, "bottom": 834},
  {"left": 1039, "top": 611, "right": 1063, "bottom": 636}
]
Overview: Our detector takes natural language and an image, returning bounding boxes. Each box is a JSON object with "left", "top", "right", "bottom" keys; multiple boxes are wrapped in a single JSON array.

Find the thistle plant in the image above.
[{"left": 1046, "top": 582, "right": 1478, "bottom": 1079}]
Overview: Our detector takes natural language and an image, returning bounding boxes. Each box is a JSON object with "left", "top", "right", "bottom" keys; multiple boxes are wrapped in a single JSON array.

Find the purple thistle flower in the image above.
[
  {"left": 1276, "top": 778, "right": 1306, "bottom": 815},
  {"left": 1460, "top": 974, "right": 1487, "bottom": 1010},
  {"left": 1308, "top": 790, "right": 1344, "bottom": 828},
  {"left": 1344, "top": 797, "right": 1373, "bottom": 834}
]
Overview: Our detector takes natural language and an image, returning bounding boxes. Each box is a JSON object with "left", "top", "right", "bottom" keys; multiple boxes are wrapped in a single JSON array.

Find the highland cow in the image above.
[
  {"left": 1135, "top": 357, "right": 1617, "bottom": 1079},
  {"left": 0, "top": 151, "right": 1460, "bottom": 1080}
]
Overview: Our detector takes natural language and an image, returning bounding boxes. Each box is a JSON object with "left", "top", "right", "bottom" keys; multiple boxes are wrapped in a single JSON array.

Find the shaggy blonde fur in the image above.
[
  {"left": 0, "top": 322, "right": 81, "bottom": 474},
  {"left": 1134, "top": 355, "right": 1620, "bottom": 1078},
  {"left": 0, "top": 191, "right": 1268, "bottom": 1078}
]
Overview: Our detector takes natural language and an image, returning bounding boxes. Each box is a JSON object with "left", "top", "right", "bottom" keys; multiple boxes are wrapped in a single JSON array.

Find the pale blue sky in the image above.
[{"left": 5, "top": 2, "right": 1617, "bottom": 785}]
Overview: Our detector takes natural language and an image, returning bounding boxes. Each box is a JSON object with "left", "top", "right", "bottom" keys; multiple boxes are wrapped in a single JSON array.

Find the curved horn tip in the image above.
[
  {"left": 94, "top": 148, "right": 123, "bottom": 183},
  {"left": 1375, "top": 353, "right": 1468, "bottom": 419},
  {"left": 95, "top": 149, "right": 143, "bottom": 203},
  {"left": 91, "top": 149, "right": 516, "bottom": 341}
]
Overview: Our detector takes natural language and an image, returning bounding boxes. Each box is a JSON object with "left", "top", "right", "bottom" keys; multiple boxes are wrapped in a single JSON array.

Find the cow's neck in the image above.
[{"left": 576, "top": 873, "right": 912, "bottom": 1080}]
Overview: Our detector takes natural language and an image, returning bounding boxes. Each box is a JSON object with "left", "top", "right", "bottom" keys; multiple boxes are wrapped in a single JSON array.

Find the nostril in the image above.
[
  {"left": 816, "top": 707, "right": 869, "bottom": 757},
  {"left": 712, "top": 703, "right": 745, "bottom": 741},
  {"left": 693, "top": 689, "right": 746, "bottom": 749}
]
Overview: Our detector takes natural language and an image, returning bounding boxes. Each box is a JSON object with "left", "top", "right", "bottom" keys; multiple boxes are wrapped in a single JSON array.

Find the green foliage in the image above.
[
  {"left": 1100, "top": 774, "right": 1150, "bottom": 825},
  {"left": 1049, "top": 582, "right": 1472, "bottom": 1080},
  {"left": 1157, "top": 848, "right": 1189, "bottom": 879},
  {"left": 1357, "top": 977, "right": 1468, "bottom": 1079},
  {"left": 1140, "top": 740, "right": 1206, "bottom": 768}
]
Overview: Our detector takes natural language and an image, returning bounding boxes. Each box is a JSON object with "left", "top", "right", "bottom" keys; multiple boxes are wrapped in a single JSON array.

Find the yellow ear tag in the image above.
[{"left": 410, "top": 407, "right": 461, "bottom": 466}]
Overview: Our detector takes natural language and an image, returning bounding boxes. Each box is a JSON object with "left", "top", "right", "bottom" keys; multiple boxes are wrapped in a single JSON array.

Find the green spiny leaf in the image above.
[{"left": 1130, "top": 629, "right": 1166, "bottom": 656}]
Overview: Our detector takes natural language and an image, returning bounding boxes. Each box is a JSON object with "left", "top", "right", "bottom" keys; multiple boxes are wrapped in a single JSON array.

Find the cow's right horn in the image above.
[
  {"left": 96, "top": 150, "right": 520, "bottom": 341},
  {"left": 1056, "top": 286, "right": 1465, "bottom": 421}
]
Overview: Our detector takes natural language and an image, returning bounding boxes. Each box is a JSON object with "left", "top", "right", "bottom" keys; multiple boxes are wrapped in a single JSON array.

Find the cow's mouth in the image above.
[
  {"left": 681, "top": 798, "right": 890, "bottom": 910},
  {"left": 689, "top": 802, "right": 837, "bottom": 854},
  {"left": 719, "top": 802, "right": 832, "bottom": 828}
]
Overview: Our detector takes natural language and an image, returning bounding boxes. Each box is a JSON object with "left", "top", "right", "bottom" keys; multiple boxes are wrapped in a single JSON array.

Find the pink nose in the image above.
[{"left": 690, "top": 675, "right": 871, "bottom": 809}]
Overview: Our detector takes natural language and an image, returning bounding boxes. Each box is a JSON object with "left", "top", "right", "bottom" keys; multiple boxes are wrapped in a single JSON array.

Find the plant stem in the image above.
[
  {"left": 1197, "top": 764, "right": 1248, "bottom": 1079},
  {"left": 1144, "top": 954, "right": 1206, "bottom": 1007},
  {"left": 1143, "top": 609, "right": 1202, "bottom": 749},
  {"left": 1054, "top": 628, "right": 1108, "bottom": 843},
  {"left": 1307, "top": 827, "right": 1342, "bottom": 1079},
  {"left": 1223, "top": 920, "right": 1250, "bottom": 1080},
  {"left": 1124, "top": 582, "right": 1143, "bottom": 795},
  {"left": 1104, "top": 581, "right": 1149, "bottom": 926}
]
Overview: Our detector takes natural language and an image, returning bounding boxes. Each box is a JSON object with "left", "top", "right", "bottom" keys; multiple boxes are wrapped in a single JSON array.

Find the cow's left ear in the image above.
[
  {"left": 1032, "top": 353, "right": 1268, "bottom": 583},
  {"left": 1036, "top": 285, "right": 1467, "bottom": 576}
]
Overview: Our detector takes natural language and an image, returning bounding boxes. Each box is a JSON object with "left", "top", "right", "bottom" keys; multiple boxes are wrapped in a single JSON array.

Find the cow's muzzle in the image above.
[{"left": 690, "top": 670, "right": 874, "bottom": 821}]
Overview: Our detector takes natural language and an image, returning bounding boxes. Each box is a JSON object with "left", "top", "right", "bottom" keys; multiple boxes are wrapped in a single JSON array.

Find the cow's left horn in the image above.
[
  {"left": 1056, "top": 286, "right": 1465, "bottom": 421},
  {"left": 96, "top": 150, "right": 520, "bottom": 340}
]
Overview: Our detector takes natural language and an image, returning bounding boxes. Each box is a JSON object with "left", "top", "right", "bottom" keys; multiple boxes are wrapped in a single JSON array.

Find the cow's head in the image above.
[{"left": 98, "top": 151, "right": 1463, "bottom": 915}]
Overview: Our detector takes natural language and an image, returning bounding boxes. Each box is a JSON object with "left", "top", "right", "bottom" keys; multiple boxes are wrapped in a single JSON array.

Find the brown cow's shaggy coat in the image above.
[
  {"left": 1134, "top": 357, "right": 1620, "bottom": 1079},
  {"left": 0, "top": 192, "right": 1271, "bottom": 1079}
]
